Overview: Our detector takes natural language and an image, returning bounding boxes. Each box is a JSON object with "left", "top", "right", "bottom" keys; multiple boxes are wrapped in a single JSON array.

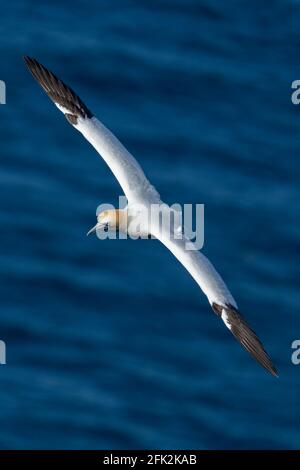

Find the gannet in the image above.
[{"left": 24, "top": 56, "right": 278, "bottom": 377}]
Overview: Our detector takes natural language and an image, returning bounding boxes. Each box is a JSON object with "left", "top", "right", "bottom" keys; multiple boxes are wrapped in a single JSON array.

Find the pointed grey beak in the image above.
[{"left": 87, "top": 223, "right": 99, "bottom": 236}]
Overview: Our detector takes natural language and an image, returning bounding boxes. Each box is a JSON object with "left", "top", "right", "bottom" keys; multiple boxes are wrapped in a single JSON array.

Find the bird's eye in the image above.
[{"left": 104, "top": 223, "right": 109, "bottom": 232}]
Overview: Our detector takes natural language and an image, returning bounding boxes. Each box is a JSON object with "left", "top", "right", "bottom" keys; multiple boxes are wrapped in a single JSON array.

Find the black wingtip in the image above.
[
  {"left": 212, "top": 302, "right": 279, "bottom": 378},
  {"left": 23, "top": 56, "right": 34, "bottom": 70},
  {"left": 23, "top": 56, "right": 36, "bottom": 68},
  {"left": 270, "top": 365, "right": 279, "bottom": 378},
  {"left": 266, "top": 361, "right": 279, "bottom": 378},
  {"left": 23, "top": 55, "right": 93, "bottom": 122}
]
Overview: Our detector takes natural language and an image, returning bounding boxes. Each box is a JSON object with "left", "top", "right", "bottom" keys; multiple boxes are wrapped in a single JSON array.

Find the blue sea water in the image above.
[{"left": 0, "top": 0, "right": 299, "bottom": 450}]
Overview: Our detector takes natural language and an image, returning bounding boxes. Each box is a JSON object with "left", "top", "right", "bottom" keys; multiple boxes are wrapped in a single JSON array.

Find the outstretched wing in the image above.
[
  {"left": 211, "top": 303, "right": 278, "bottom": 376},
  {"left": 23, "top": 56, "right": 160, "bottom": 204},
  {"left": 150, "top": 209, "right": 278, "bottom": 377}
]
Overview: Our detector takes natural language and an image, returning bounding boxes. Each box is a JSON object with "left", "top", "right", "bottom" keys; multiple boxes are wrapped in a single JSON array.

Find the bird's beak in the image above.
[{"left": 87, "top": 223, "right": 101, "bottom": 236}]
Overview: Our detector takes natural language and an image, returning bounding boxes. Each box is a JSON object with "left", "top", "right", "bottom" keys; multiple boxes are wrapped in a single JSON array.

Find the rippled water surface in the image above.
[{"left": 0, "top": 0, "right": 299, "bottom": 449}]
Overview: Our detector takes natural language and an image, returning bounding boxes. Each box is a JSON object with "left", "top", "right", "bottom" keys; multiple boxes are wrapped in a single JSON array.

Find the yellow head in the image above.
[{"left": 87, "top": 209, "right": 125, "bottom": 236}]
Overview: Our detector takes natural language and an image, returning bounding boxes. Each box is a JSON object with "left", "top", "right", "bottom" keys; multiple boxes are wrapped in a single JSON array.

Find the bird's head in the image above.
[{"left": 87, "top": 210, "right": 121, "bottom": 236}]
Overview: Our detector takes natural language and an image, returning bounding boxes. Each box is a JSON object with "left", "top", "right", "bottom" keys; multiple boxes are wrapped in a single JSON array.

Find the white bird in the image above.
[{"left": 24, "top": 56, "right": 278, "bottom": 377}]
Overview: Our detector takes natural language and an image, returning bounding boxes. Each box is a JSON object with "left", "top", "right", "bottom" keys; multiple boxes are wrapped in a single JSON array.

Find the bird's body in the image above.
[{"left": 24, "top": 56, "right": 278, "bottom": 377}]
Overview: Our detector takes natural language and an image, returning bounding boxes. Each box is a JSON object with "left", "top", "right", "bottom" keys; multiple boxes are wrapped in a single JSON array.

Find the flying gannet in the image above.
[{"left": 24, "top": 56, "right": 278, "bottom": 377}]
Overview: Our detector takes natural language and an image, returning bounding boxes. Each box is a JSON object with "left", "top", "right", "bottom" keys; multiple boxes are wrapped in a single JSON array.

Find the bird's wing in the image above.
[
  {"left": 23, "top": 56, "right": 160, "bottom": 204},
  {"left": 150, "top": 206, "right": 278, "bottom": 377}
]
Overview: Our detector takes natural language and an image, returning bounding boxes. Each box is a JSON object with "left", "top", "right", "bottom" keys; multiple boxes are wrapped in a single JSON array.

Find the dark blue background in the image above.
[{"left": 0, "top": 0, "right": 299, "bottom": 449}]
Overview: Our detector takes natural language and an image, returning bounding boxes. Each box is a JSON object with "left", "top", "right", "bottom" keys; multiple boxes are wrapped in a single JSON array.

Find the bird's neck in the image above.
[{"left": 110, "top": 209, "right": 128, "bottom": 232}]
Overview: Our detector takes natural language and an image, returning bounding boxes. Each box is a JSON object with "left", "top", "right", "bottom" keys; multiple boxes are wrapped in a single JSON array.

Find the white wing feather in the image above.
[
  {"left": 23, "top": 56, "right": 159, "bottom": 204},
  {"left": 149, "top": 209, "right": 237, "bottom": 309},
  {"left": 74, "top": 116, "right": 160, "bottom": 203}
]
